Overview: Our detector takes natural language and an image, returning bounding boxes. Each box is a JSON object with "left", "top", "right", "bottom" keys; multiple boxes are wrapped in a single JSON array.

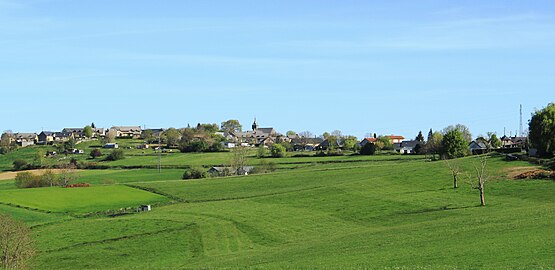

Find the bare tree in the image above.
[
  {"left": 466, "top": 156, "right": 489, "bottom": 206},
  {"left": 445, "top": 159, "right": 461, "bottom": 189},
  {"left": 298, "top": 131, "right": 313, "bottom": 150},
  {"left": 0, "top": 214, "right": 35, "bottom": 269},
  {"left": 58, "top": 163, "right": 79, "bottom": 187},
  {"left": 230, "top": 147, "right": 249, "bottom": 175}
]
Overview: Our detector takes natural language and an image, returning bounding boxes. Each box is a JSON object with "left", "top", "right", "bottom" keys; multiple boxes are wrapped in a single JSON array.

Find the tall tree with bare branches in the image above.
[
  {"left": 466, "top": 156, "right": 489, "bottom": 206},
  {"left": 0, "top": 214, "right": 36, "bottom": 269},
  {"left": 445, "top": 159, "right": 461, "bottom": 189}
]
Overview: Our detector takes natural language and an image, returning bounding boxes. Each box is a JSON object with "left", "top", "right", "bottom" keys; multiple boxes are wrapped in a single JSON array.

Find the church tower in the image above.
[{"left": 252, "top": 118, "right": 259, "bottom": 131}]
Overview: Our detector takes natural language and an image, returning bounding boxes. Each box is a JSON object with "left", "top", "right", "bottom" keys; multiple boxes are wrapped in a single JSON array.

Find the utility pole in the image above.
[
  {"left": 519, "top": 104, "right": 523, "bottom": 137},
  {"left": 158, "top": 133, "right": 161, "bottom": 174}
]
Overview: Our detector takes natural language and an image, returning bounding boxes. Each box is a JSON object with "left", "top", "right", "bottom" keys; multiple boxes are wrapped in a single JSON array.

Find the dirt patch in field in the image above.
[
  {"left": 0, "top": 169, "right": 83, "bottom": 181},
  {"left": 503, "top": 166, "right": 555, "bottom": 180}
]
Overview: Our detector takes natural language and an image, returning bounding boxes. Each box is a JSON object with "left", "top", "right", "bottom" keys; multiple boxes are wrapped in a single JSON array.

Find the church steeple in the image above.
[{"left": 252, "top": 118, "right": 259, "bottom": 131}]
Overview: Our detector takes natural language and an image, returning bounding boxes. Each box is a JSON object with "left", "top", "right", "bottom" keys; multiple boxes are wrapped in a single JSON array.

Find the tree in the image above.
[
  {"left": 466, "top": 156, "right": 489, "bottom": 206},
  {"left": 360, "top": 143, "right": 376, "bottom": 155},
  {"left": 197, "top": 123, "right": 219, "bottom": 133},
  {"left": 106, "top": 149, "right": 125, "bottom": 161},
  {"left": 0, "top": 132, "right": 15, "bottom": 154},
  {"left": 341, "top": 136, "right": 359, "bottom": 151},
  {"left": 376, "top": 136, "right": 393, "bottom": 150},
  {"left": 141, "top": 129, "right": 155, "bottom": 143},
  {"left": 33, "top": 150, "right": 46, "bottom": 168},
  {"left": 424, "top": 131, "right": 444, "bottom": 159},
  {"left": 0, "top": 214, "right": 35, "bottom": 269},
  {"left": 270, "top": 144, "right": 286, "bottom": 158},
  {"left": 103, "top": 129, "right": 117, "bottom": 144},
  {"left": 221, "top": 120, "right": 242, "bottom": 134},
  {"left": 14, "top": 172, "right": 37, "bottom": 188},
  {"left": 83, "top": 125, "right": 93, "bottom": 138},
  {"left": 12, "top": 160, "right": 28, "bottom": 171},
  {"left": 529, "top": 103, "right": 555, "bottom": 157},
  {"left": 331, "top": 130, "right": 343, "bottom": 138},
  {"left": 257, "top": 145, "right": 267, "bottom": 158},
  {"left": 445, "top": 159, "right": 461, "bottom": 189},
  {"left": 182, "top": 167, "right": 208, "bottom": 180},
  {"left": 443, "top": 124, "right": 472, "bottom": 143},
  {"left": 441, "top": 129, "right": 468, "bottom": 159},
  {"left": 163, "top": 128, "right": 181, "bottom": 147},
  {"left": 415, "top": 131, "right": 425, "bottom": 142},
  {"left": 298, "top": 131, "right": 313, "bottom": 150},
  {"left": 90, "top": 149, "right": 102, "bottom": 159},
  {"left": 286, "top": 130, "right": 296, "bottom": 136},
  {"left": 230, "top": 147, "right": 249, "bottom": 174},
  {"left": 322, "top": 132, "right": 330, "bottom": 139},
  {"left": 488, "top": 133, "right": 501, "bottom": 149},
  {"left": 58, "top": 163, "right": 78, "bottom": 187}
]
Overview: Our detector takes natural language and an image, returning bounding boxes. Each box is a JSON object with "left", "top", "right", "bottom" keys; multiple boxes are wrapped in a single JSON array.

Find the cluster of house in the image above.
[
  {"left": 7, "top": 119, "right": 529, "bottom": 155},
  {"left": 469, "top": 135, "right": 528, "bottom": 154},
  {"left": 7, "top": 125, "right": 145, "bottom": 147}
]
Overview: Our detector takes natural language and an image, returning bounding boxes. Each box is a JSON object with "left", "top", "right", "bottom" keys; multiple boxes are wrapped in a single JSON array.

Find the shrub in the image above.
[
  {"left": 360, "top": 143, "right": 377, "bottom": 155},
  {"left": 14, "top": 172, "right": 39, "bottom": 188},
  {"left": 15, "top": 170, "right": 60, "bottom": 188},
  {"left": 90, "top": 149, "right": 102, "bottom": 159},
  {"left": 270, "top": 144, "right": 286, "bottom": 158},
  {"left": 208, "top": 142, "right": 224, "bottom": 152},
  {"left": 257, "top": 145, "right": 267, "bottom": 158},
  {"left": 182, "top": 167, "right": 208, "bottom": 180},
  {"left": 12, "top": 159, "right": 29, "bottom": 171},
  {"left": 106, "top": 149, "right": 125, "bottom": 161}
]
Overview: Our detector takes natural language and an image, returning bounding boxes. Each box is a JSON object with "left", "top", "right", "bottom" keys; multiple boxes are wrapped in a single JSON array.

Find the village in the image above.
[{"left": 2, "top": 118, "right": 529, "bottom": 157}]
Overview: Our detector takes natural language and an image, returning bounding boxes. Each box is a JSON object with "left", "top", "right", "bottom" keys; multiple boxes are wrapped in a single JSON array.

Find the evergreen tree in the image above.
[{"left": 416, "top": 131, "right": 425, "bottom": 142}]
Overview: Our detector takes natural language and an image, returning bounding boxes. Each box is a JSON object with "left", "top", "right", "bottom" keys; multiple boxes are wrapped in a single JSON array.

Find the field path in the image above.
[{"left": 0, "top": 169, "right": 83, "bottom": 181}]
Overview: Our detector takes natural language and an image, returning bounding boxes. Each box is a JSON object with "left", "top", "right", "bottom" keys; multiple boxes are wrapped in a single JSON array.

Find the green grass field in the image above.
[
  {"left": 0, "top": 185, "right": 169, "bottom": 214},
  {"left": 0, "top": 151, "right": 553, "bottom": 269}
]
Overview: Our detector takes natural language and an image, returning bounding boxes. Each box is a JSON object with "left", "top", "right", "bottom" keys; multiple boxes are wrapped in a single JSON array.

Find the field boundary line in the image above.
[{"left": 42, "top": 223, "right": 196, "bottom": 253}]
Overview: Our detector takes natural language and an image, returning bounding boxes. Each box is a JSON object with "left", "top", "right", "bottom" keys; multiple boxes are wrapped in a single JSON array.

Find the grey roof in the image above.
[
  {"left": 469, "top": 141, "right": 488, "bottom": 149},
  {"left": 111, "top": 126, "right": 142, "bottom": 132},
  {"left": 63, "top": 128, "right": 84, "bottom": 132},
  {"left": 54, "top": 132, "right": 73, "bottom": 138},
  {"left": 40, "top": 131, "right": 56, "bottom": 136},
  {"left": 400, "top": 140, "right": 420, "bottom": 148},
  {"left": 14, "top": 133, "right": 37, "bottom": 139}
]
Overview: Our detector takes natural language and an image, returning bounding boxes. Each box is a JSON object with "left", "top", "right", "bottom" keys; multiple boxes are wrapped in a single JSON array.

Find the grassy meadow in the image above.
[{"left": 0, "top": 145, "right": 553, "bottom": 269}]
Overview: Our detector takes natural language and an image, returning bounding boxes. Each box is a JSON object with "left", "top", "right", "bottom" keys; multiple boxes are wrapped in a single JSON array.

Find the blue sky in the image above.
[{"left": 1, "top": 0, "right": 554, "bottom": 139}]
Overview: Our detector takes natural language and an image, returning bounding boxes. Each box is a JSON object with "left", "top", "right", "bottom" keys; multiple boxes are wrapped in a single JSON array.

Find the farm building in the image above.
[
  {"left": 14, "top": 133, "right": 37, "bottom": 147},
  {"left": 110, "top": 126, "right": 142, "bottom": 138},
  {"left": 104, "top": 143, "right": 119, "bottom": 149}
]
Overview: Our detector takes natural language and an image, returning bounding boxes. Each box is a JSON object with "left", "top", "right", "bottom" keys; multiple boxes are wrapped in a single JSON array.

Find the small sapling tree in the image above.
[
  {"left": 445, "top": 159, "right": 461, "bottom": 189},
  {"left": 466, "top": 156, "right": 489, "bottom": 206}
]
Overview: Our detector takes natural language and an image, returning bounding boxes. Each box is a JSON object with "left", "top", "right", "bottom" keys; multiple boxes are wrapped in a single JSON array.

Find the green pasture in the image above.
[
  {"left": 0, "top": 152, "right": 552, "bottom": 269},
  {"left": 0, "top": 185, "right": 169, "bottom": 214}
]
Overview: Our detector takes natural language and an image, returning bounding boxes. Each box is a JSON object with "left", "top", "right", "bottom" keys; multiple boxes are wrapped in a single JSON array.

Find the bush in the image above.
[
  {"left": 14, "top": 172, "right": 38, "bottom": 188},
  {"left": 90, "top": 149, "right": 102, "bottom": 159},
  {"left": 360, "top": 143, "right": 376, "bottom": 155},
  {"left": 270, "top": 144, "right": 286, "bottom": 158},
  {"left": 257, "top": 145, "right": 267, "bottom": 158},
  {"left": 12, "top": 159, "right": 29, "bottom": 171},
  {"left": 14, "top": 170, "right": 60, "bottom": 188},
  {"left": 106, "top": 149, "right": 125, "bottom": 161},
  {"left": 208, "top": 142, "right": 224, "bottom": 152},
  {"left": 180, "top": 141, "right": 209, "bottom": 153},
  {"left": 182, "top": 167, "right": 208, "bottom": 180}
]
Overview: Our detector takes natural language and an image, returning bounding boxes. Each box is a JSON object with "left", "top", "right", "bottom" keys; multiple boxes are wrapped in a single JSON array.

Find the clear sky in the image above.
[{"left": 1, "top": 0, "right": 554, "bottom": 139}]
